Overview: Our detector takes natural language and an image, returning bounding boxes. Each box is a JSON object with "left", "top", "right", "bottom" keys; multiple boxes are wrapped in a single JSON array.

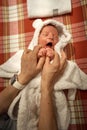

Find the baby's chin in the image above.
[{"left": 38, "top": 47, "right": 54, "bottom": 60}]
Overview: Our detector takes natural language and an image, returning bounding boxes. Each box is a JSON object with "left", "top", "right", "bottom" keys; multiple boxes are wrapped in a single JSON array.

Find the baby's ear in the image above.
[{"left": 32, "top": 19, "right": 43, "bottom": 29}]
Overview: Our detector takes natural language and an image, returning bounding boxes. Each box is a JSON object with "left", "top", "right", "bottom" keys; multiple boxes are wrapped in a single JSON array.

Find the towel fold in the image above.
[
  {"left": 27, "top": 0, "right": 72, "bottom": 18},
  {"left": 0, "top": 50, "right": 23, "bottom": 78}
]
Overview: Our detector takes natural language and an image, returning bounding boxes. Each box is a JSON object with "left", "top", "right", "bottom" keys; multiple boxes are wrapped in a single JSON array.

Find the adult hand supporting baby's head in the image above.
[{"left": 18, "top": 45, "right": 45, "bottom": 85}]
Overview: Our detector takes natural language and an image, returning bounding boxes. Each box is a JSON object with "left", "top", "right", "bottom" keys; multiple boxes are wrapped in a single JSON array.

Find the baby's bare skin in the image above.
[
  {"left": 38, "top": 47, "right": 54, "bottom": 60},
  {"left": 38, "top": 25, "right": 59, "bottom": 61}
]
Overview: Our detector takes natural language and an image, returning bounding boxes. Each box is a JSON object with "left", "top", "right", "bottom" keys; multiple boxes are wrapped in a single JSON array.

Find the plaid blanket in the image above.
[{"left": 0, "top": 0, "right": 87, "bottom": 129}]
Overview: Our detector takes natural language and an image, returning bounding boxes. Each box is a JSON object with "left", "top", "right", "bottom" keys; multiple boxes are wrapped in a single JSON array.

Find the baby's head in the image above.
[
  {"left": 38, "top": 24, "right": 59, "bottom": 48},
  {"left": 38, "top": 24, "right": 59, "bottom": 59},
  {"left": 28, "top": 19, "right": 71, "bottom": 59}
]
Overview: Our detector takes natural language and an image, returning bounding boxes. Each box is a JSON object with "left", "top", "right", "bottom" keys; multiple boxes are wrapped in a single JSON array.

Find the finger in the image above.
[
  {"left": 52, "top": 51, "right": 60, "bottom": 65},
  {"left": 37, "top": 57, "right": 45, "bottom": 71},
  {"left": 23, "top": 49, "right": 32, "bottom": 54},
  {"left": 45, "top": 56, "right": 50, "bottom": 64},
  {"left": 33, "top": 45, "right": 42, "bottom": 55},
  {"left": 60, "top": 49, "right": 67, "bottom": 70}
]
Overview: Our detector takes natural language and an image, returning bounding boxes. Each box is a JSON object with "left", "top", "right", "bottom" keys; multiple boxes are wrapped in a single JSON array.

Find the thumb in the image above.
[
  {"left": 45, "top": 56, "right": 50, "bottom": 64},
  {"left": 37, "top": 57, "right": 45, "bottom": 71}
]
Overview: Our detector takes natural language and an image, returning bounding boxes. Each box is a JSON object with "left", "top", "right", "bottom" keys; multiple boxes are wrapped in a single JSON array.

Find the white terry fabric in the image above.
[
  {"left": 0, "top": 50, "right": 23, "bottom": 78},
  {"left": 0, "top": 19, "right": 87, "bottom": 130},
  {"left": 27, "top": 0, "right": 72, "bottom": 18}
]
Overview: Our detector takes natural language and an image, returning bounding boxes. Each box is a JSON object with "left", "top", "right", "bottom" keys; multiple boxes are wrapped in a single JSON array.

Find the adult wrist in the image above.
[
  {"left": 17, "top": 74, "right": 27, "bottom": 85},
  {"left": 41, "top": 81, "right": 53, "bottom": 94},
  {"left": 9, "top": 74, "right": 25, "bottom": 90},
  {"left": 41, "top": 79, "right": 53, "bottom": 89}
]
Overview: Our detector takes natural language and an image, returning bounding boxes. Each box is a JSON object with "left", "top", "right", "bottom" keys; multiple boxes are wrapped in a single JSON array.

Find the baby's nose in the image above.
[{"left": 48, "top": 33, "right": 54, "bottom": 39}]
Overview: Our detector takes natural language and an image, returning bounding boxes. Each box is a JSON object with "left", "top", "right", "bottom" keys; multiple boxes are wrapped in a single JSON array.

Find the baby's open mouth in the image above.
[{"left": 46, "top": 42, "right": 52, "bottom": 48}]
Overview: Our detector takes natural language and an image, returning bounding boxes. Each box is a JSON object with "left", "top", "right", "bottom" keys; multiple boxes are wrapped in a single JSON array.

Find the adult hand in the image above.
[
  {"left": 18, "top": 45, "right": 45, "bottom": 85},
  {"left": 41, "top": 50, "right": 67, "bottom": 92}
]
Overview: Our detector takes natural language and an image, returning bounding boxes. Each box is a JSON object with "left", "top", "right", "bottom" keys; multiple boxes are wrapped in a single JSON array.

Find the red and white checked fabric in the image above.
[{"left": 0, "top": 0, "right": 87, "bottom": 129}]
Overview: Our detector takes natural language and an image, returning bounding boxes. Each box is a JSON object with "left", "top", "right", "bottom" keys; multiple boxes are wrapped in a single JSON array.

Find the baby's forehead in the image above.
[{"left": 40, "top": 24, "right": 58, "bottom": 34}]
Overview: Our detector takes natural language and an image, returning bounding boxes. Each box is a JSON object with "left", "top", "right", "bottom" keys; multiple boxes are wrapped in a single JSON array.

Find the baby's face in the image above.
[
  {"left": 38, "top": 25, "right": 59, "bottom": 60},
  {"left": 38, "top": 25, "right": 59, "bottom": 49}
]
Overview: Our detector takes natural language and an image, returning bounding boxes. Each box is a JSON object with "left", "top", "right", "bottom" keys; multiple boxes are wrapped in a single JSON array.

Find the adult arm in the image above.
[
  {"left": 0, "top": 45, "right": 45, "bottom": 114},
  {"left": 38, "top": 50, "right": 66, "bottom": 130}
]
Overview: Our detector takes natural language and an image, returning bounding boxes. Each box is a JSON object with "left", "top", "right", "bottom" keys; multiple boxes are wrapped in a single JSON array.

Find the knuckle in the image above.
[
  {"left": 33, "top": 46, "right": 40, "bottom": 54},
  {"left": 63, "top": 52, "right": 67, "bottom": 59},
  {"left": 54, "top": 63, "right": 60, "bottom": 70},
  {"left": 64, "top": 54, "right": 67, "bottom": 60},
  {"left": 37, "top": 69, "right": 41, "bottom": 74},
  {"left": 34, "top": 45, "right": 40, "bottom": 51},
  {"left": 33, "top": 45, "right": 37, "bottom": 50},
  {"left": 37, "top": 66, "right": 41, "bottom": 72}
]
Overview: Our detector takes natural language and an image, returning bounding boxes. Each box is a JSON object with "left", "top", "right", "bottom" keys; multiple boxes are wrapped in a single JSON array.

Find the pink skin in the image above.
[
  {"left": 38, "top": 47, "right": 54, "bottom": 60},
  {"left": 38, "top": 25, "right": 59, "bottom": 60}
]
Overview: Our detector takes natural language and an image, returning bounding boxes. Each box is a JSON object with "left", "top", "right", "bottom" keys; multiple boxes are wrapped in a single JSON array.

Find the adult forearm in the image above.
[
  {"left": 38, "top": 85, "right": 58, "bottom": 130},
  {"left": 0, "top": 72, "right": 31, "bottom": 115},
  {"left": 0, "top": 86, "right": 20, "bottom": 114}
]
